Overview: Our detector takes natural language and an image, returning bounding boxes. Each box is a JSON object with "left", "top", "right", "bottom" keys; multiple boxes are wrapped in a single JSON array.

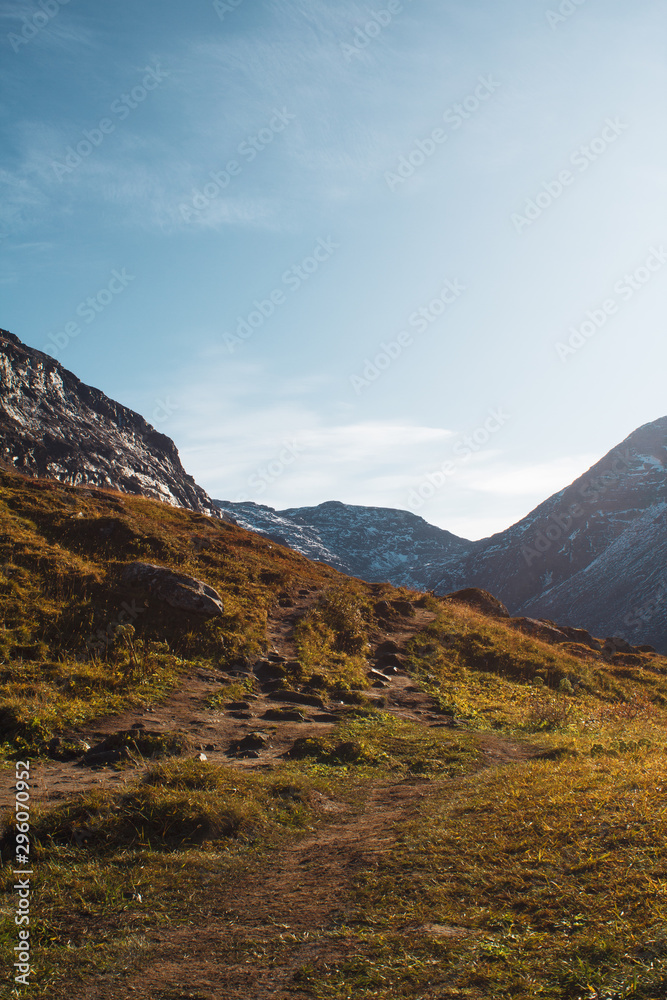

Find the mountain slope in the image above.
[
  {"left": 215, "top": 499, "right": 473, "bottom": 589},
  {"left": 218, "top": 418, "right": 667, "bottom": 649},
  {"left": 436, "top": 417, "right": 667, "bottom": 648},
  {"left": 0, "top": 329, "right": 217, "bottom": 515}
]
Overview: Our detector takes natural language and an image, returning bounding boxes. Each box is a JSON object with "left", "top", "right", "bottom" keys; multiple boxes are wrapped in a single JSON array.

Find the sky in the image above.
[{"left": 1, "top": 0, "right": 665, "bottom": 540}]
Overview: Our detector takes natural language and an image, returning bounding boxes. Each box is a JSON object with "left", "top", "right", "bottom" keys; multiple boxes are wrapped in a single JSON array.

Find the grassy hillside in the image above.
[{"left": 1, "top": 468, "right": 667, "bottom": 999}]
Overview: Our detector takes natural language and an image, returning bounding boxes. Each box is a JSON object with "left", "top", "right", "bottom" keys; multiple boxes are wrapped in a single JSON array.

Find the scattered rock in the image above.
[
  {"left": 375, "top": 640, "right": 400, "bottom": 656},
  {"left": 367, "top": 668, "right": 391, "bottom": 683},
  {"left": 551, "top": 624, "right": 601, "bottom": 650},
  {"left": 284, "top": 737, "right": 328, "bottom": 760},
  {"left": 509, "top": 617, "right": 570, "bottom": 644},
  {"left": 391, "top": 600, "right": 414, "bottom": 617},
  {"left": 268, "top": 691, "right": 325, "bottom": 709},
  {"left": 195, "top": 753, "right": 208, "bottom": 762},
  {"left": 254, "top": 659, "right": 287, "bottom": 680},
  {"left": 227, "top": 733, "right": 268, "bottom": 756},
  {"left": 604, "top": 636, "right": 634, "bottom": 655},
  {"left": 262, "top": 709, "right": 306, "bottom": 722},
  {"left": 225, "top": 701, "right": 252, "bottom": 710},
  {"left": 121, "top": 562, "right": 224, "bottom": 618},
  {"left": 374, "top": 600, "right": 393, "bottom": 618},
  {"left": 376, "top": 653, "right": 405, "bottom": 672},
  {"left": 444, "top": 588, "right": 510, "bottom": 619}
]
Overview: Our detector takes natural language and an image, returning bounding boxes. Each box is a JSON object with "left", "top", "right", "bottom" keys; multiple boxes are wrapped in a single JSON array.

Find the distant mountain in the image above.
[
  {"left": 214, "top": 499, "right": 472, "bottom": 588},
  {"left": 216, "top": 417, "right": 667, "bottom": 650},
  {"left": 0, "top": 329, "right": 218, "bottom": 516}
]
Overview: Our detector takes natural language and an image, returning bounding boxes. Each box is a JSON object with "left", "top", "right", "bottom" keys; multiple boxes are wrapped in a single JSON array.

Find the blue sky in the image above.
[{"left": 1, "top": 0, "right": 665, "bottom": 539}]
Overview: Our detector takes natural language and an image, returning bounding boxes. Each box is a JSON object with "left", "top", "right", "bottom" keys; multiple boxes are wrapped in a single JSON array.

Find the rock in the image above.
[
  {"left": 604, "top": 636, "right": 634, "bottom": 655},
  {"left": 552, "top": 624, "right": 600, "bottom": 649},
  {"left": 195, "top": 753, "right": 208, "bottom": 762},
  {"left": 374, "top": 600, "right": 393, "bottom": 618},
  {"left": 375, "top": 653, "right": 405, "bottom": 671},
  {"left": 267, "top": 652, "right": 286, "bottom": 663},
  {"left": 121, "top": 562, "right": 224, "bottom": 618},
  {"left": 444, "top": 588, "right": 510, "bottom": 619},
  {"left": 225, "top": 701, "right": 252, "bottom": 710},
  {"left": 329, "top": 741, "right": 363, "bottom": 763},
  {"left": 313, "top": 713, "right": 342, "bottom": 723},
  {"left": 268, "top": 691, "right": 325, "bottom": 709},
  {"left": 375, "top": 640, "right": 400, "bottom": 656},
  {"left": 509, "top": 617, "right": 569, "bottom": 644},
  {"left": 262, "top": 709, "right": 306, "bottom": 722},
  {"left": 285, "top": 737, "right": 328, "bottom": 760},
  {"left": 636, "top": 644, "right": 656, "bottom": 654},
  {"left": 367, "top": 668, "right": 391, "bottom": 683},
  {"left": 253, "top": 659, "right": 287, "bottom": 680},
  {"left": 391, "top": 600, "right": 414, "bottom": 616},
  {"left": 227, "top": 733, "right": 268, "bottom": 755}
]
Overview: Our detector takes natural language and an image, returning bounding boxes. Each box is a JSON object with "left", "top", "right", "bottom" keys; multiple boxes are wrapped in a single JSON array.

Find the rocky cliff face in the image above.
[{"left": 0, "top": 329, "right": 218, "bottom": 516}]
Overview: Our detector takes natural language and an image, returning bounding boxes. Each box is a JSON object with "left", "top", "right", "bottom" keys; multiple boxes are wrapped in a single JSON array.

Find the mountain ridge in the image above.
[{"left": 0, "top": 328, "right": 219, "bottom": 516}]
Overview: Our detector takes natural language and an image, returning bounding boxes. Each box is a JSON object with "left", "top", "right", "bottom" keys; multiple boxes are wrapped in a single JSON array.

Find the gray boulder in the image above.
[{"left": 121, "top": 561, "right": 224, "bottom": 618}]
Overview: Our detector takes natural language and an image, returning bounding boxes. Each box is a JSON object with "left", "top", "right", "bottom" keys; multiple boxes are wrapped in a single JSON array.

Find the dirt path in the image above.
[
  {"left": 69, "top": 774, "right": 437, "bottom": 1000},
  {"left": 6, "top": 591, "right": 544, "bottom": 999},
  {"left": 0, "top": 596, "right": 439, "bottom": 811}
]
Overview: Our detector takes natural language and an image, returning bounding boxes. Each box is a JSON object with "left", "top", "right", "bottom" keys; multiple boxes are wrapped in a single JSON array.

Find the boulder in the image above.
[
  {"left": 552, "top": 624, "right": 602, "bottom": 651},
  {"left": 375, "top": 640, "right": 400, "bottom": 656},
  {"left": 510, "top": 618, "right": 569, "bottom": 644},
  {"left": 121, "top": 562, "right": 224, "bottom": 618},
  {"left": 604, "top": 636, "right": 634, "bottom": 655},
  {"left": 444, "top": 588, "right": 510, "bottom": 619}
]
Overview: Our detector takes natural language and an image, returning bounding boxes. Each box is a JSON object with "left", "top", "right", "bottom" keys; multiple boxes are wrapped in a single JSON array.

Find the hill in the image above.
[{"left": 1, "top": 468, "right": 667, "bottom": 998}]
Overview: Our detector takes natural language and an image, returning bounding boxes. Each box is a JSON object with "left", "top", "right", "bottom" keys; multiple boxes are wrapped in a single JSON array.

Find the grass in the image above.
[
  {"left": 294, "top": 744, "right": 667, "bottom": 999},
  {"left": 2, "top": 468, "right": 667, "bottom": 997},
  {"left": 0, "top": 468, "right": 353, "bottom": 755}
]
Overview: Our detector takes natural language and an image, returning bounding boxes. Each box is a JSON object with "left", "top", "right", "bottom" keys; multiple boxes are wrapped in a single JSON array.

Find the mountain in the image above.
[
  {"left": 0, "top": 329, "right": 218, "bottom": 516},
  {"left": 214, "top": 499, "right": 472, "bottom": 589},
  {"left": 216, "top": 417, "right": 667, "bottom": 650}
]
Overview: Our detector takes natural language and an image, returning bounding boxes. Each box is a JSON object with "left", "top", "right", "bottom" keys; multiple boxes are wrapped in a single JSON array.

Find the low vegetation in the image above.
[{"left": 1, "top": 468, "right": 667, "bottom": 998}]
